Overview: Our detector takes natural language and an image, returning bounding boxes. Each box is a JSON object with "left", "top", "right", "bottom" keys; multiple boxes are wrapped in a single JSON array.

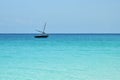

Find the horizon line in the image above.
[{"left": 0, "top": 33, "right": 120, "bottom": 35}]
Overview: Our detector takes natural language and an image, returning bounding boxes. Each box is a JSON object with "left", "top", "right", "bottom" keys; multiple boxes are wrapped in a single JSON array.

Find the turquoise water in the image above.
[{"left": 0, "top": 34, "right": 120, "bottom": 80}]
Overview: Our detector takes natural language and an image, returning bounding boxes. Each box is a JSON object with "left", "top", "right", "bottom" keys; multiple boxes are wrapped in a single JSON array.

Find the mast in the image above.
[{"left": 43, "top": 22, "right": 47, "bottom": 33}]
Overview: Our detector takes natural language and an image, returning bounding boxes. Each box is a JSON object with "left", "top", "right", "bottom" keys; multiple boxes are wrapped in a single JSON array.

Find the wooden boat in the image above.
[{"left": 35, "top": 23, "right": 49, "bottom": 38}]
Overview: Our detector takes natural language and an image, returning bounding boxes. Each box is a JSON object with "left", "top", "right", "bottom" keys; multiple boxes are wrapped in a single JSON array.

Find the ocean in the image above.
[{"left": 0, "top": 34, "right": 120, "bottom": 80}]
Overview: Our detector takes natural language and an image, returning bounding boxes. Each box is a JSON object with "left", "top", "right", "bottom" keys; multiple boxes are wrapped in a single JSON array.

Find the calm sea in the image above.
[{"left": 0, "top": 34, "right": 120, "bottom": 80}]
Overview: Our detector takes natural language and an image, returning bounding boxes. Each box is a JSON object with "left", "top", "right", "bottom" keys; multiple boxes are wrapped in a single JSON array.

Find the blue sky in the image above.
[{"left": 0, "top": 0, "right": 120, "bottom": 33}]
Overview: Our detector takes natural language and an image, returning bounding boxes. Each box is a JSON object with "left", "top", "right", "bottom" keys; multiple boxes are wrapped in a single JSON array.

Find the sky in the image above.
[{"left": 0, "top": 0, "right": 120, "bottom": 33}]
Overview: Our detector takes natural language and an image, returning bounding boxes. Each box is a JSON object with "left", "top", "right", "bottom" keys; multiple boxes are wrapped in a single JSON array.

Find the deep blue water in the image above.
[{"left": 0, "top": 34, "right": 120, "bottom": 80}]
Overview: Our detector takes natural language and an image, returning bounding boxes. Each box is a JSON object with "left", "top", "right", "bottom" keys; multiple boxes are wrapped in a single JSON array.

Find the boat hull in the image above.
[{"left": 34, "top": 35, "right": 48, "bottom": 38}]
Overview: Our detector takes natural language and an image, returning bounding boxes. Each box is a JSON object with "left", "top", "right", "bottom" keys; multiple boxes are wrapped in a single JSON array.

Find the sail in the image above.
[{"left": 43, "top": 22, "right": 47, "bottom": 33}]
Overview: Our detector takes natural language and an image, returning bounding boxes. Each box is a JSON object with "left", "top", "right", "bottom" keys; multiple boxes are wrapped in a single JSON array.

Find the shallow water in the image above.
[{"left": 0, "top": 34, "right": 120, "bottom": 80}]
